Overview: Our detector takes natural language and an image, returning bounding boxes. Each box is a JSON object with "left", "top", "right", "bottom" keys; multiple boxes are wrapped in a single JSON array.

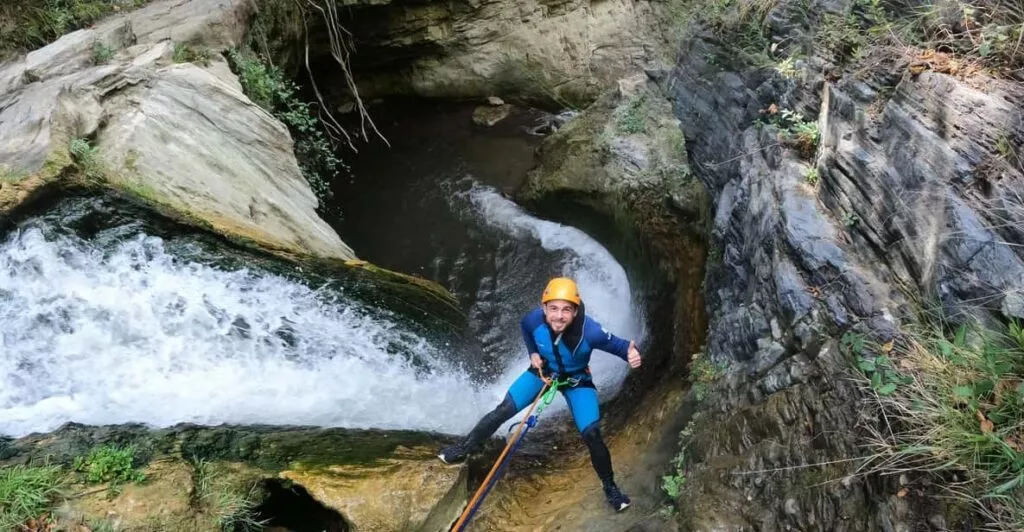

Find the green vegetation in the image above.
[
  {"left": 0, "top": 0, "right": 150, "bottom": 61},
  {"left": 663, "top": 0, "right": 1022, "bottom": 75},
  {"left": 825, "top": 0, "right": 1024, "bottom": 73},
  {"left": 74, "top": 444, "right": 147, "bottom": 485},
  {"left": 664, "top": 0, "right": 778, "bottom": 67},
  {"left": 193, "top": 460, "right": 267, "bottom": 531},
  {"left": 690, "top": 350, "right": 725, "bottom": 402},
  {"left": 226, "top": 47, "right": 343, "bottom": 208},
  {"left": 661, "top": 419, "right": 697, "bottom": 514},
  {"left": 817, "top": 13, "right": 866, "bottom": 65},
  {"left": 804, "top": 166, "right": 819, "bottom": 185},
  {"left": 90, "top": 39, "right": 114, "bottom": 64},
  {"left": 845, "top": 317, "right": 1024, "bottom": 530},
  {"left": 0, "top": 465, "right": 66, "bottom": 531},
  {"left": 70, "top": 137, "right": 105, "bottom": 180},
  {"left": 173, "top": 42, "right": 213, "bottom": 66},
  {"left": 757, "top": 107, "right": 820, "bottom": 159},
  {"left": 616, "top": 94, "right": 650, "bottom": 134}
]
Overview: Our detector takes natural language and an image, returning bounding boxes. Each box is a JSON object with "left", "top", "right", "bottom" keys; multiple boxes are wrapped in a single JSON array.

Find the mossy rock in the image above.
[{"left": 4, "top": 422, "right": 469, "bottom": 532}]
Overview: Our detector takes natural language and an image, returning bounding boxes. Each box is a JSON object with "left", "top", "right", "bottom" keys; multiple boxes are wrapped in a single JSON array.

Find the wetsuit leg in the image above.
[
  {"left": 564, "top": 386, "right": 614, "bottom": 484},
  {"left": 506, "top": 369, "right": 546, "bottom": 410},
  {"left": 562, "top": 385, "right": 600, "bottom": 433},
  {"left": 462, "top": 370, "right": 544, "bottom": 451}
]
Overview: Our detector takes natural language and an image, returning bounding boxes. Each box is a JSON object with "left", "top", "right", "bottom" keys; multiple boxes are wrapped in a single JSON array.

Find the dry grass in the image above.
[{"left": 845, "top": 317, "right": 1024, "bottom": 530}]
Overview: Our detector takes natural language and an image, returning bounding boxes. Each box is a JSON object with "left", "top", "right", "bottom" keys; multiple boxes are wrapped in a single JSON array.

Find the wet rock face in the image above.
[
  {"left": 2, "top": 423, "right": 467, "bottom": 532},
  {"left": 309, "top": 0, "right": 670, "bottom": 107},
  {"left": 0, "top": 0, "right": 355, "bottom": 261},
  {"left": 662, "top": 5, "right": 1024, "bottom": 531}
]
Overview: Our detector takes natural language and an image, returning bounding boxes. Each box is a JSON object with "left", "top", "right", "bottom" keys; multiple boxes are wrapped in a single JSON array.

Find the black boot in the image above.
[
  {"left": 602, "top": 480, "right": 631, "bottom": 512},
  {"left": 437, "top": 395, "right": 518, "bottom": 465},
  {"left": 438, "top": 440, "right": 471, "bottom": 464},
  {"left": 582, "top": 423, "right": 631, "bottom": 512}
]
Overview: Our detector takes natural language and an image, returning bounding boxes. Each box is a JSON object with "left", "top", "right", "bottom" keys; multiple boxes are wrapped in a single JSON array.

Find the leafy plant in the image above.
[
  {"left": 616, "top": 95, "right": 649, "bottom": 134},
  {"left": 226, "top": 47, "right": 344, "bottom": 208},
  {"left": 817, "top": 13, "right": 866, "bottom": 64},
  {"left": 173, "top": 42, "right": 213, "bottom": 66},
  {"left": 845, "top": 332, "right": 913, "bottom": 395},
  {"left": 662, "top": 419, "right": 696, "bottom": 505},
  {"left": 90, "top": 39, "right": 114, "bottom": 64},
  {"left": 70, "top": 137, "right": 105, "bottom": 179},
  {"left": 0, "top": 465, "right": 66, "bottom": 531},
  {"left": 74, "top": 444, "right": 146, "bottom": 485},
  {"left": 804, "top": 166, "right": 819, "bottom": 185}
]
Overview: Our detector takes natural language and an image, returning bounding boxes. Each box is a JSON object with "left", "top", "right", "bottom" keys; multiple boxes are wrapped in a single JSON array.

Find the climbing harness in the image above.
[{"left": 450, "top": 373, "right": 569, "bottom": 532}]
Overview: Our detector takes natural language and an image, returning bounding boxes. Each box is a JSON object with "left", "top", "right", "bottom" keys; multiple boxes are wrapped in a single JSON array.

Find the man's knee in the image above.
[
  {"left": 494, "top": 394, "right": 517, "bottom": 418},
  {"left": 581, "top": 422, "right": 603, "bottom": 445}
]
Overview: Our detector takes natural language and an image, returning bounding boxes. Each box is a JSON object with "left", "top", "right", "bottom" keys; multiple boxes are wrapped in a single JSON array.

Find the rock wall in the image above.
[
  {"left": 659, "top": 0, "right": 1024, "bottom": 529},
  {"left": 307, "top": 0, "right": 672, "bottom": 107}
]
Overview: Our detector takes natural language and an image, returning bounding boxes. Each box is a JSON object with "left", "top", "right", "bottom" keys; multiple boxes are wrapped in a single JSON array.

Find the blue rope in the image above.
[
  {"left": 452, "top": 413, "right": 537, "bottom": 531},
  {"left": 452, "top": 377, "right": 566, "bottom": 531}
]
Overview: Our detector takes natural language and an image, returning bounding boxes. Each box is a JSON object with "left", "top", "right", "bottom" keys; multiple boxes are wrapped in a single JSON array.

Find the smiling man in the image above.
[{"left": 438, "top": 277, "right": 642, "bottom": 512}]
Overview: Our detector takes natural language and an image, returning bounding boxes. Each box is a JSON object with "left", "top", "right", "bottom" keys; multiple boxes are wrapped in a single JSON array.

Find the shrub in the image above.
[{"left": 226, "top": 48, "right": 343, "bottom": 207}]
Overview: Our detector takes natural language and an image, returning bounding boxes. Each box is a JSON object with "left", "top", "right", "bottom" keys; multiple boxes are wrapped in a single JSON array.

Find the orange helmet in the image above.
[{"left": 541, "top": 277, "right": 581, "bottom": 305}]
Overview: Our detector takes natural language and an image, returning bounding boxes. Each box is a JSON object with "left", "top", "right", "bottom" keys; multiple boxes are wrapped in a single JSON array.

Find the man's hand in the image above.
[
  {"left": 530, "top": 353, "right": 544, "bottom": 370},
  {"left": 627, "top": 341, "right": 642, "bottom": 369}
]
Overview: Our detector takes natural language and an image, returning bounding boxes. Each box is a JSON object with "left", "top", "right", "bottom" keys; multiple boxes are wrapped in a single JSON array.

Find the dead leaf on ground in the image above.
[
  {"left": 976, "top": 409, "right": 995, "bottom": 434},
  {"left": 881, "top": 340, "right": 894, "bottom": 353}
]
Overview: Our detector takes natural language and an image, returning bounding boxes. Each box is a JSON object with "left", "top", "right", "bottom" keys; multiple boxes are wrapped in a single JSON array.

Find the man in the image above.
[{"left": 438, "top": 277, "right": 642, "bottom": 512}]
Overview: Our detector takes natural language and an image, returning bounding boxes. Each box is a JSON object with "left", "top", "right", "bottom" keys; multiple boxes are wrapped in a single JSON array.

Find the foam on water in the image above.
[
  {"left": 0, "top": 185, "right": 644, "bottom": 438},
  {"left": 454, "top": 183, "right": 647, "bottom": 412},
  {"left": 0, "top": 228, "right": 491, "bottom": 437}
]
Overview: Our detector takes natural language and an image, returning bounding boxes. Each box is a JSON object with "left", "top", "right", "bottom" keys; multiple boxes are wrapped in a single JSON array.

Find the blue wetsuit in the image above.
[
  {"left": 506, "top": 305, "right": 631, "bottom": 433},
  {"left": 438, "top": 300, "right": 635, "bottom": 507}
]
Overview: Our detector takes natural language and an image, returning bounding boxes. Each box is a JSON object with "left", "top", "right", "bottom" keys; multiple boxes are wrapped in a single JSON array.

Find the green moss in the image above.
[{"left": 178, "top": 426, "right": 448, "bottom": 472}]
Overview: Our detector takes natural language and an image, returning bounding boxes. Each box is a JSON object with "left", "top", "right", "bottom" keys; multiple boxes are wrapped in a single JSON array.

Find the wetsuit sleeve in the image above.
[
  {"left": 585, "top": 319, "right": 631, "bottom": 361},
  {"left": 520, "top": 311, "right": 540, "bottom": 356}
]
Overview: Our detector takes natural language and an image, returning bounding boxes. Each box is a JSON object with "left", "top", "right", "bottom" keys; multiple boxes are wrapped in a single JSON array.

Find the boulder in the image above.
[{"left": 0, "top": 0, "right": 354, "bottom": 261}]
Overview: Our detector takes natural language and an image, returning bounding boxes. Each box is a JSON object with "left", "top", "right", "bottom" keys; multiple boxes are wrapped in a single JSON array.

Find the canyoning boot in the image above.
[
  {"left": 438, "top": 440, "right": 471, "bottom": 465},
  {"left": 603, "top": 482, "right": 631, "bottom": 512}
]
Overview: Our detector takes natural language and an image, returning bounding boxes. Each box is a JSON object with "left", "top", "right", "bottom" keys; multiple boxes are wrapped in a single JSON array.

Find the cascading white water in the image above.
[
  {"left": 0, "top": 185, "right": 644, "bottom": 438},
  {"left": 456, "top": 184, "right": 647, "bottom": 397},
  {"left": 0, "top": 227, "right": 492, "bottom": 438}
]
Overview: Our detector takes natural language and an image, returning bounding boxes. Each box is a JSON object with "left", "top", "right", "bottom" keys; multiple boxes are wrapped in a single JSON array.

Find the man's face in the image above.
[{"left": 543, "top": 300, "right": 577, "bottom": 333}]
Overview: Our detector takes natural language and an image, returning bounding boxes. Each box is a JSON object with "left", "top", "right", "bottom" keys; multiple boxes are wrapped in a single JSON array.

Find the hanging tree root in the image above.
[{"left": 301, "top": 0, "right": 390, "bottom": 153}]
